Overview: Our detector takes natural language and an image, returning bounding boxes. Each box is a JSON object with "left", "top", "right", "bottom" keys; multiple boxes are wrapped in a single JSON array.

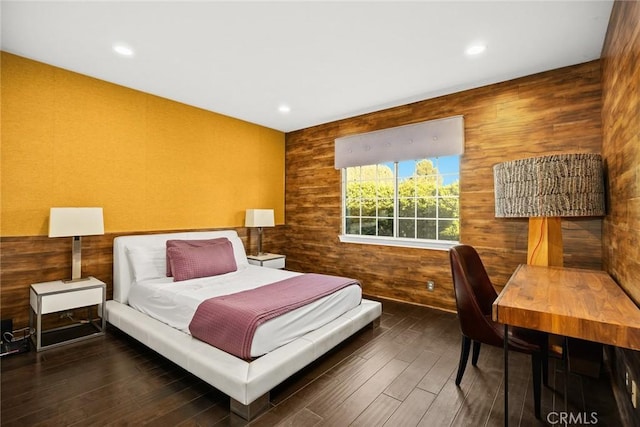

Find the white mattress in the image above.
[{"left": 128, "top": 264, "right": 362, "bottom": 357}]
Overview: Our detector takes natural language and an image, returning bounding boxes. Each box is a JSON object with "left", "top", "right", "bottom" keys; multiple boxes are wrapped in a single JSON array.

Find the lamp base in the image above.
[
  {"left": 68, "top": 236, "right": 87, "bottom": 283},
  {"left": 527, "top": 217, "right": 563, "bottom": 266}
]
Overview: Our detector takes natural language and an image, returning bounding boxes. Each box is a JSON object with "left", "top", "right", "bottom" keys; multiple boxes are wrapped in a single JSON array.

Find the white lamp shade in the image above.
[
  {"left": 49, "top": 207, "right": 105, "bottom": 237},
  {"left": 245, "top": 209, "right": 275, "bottom": 227}
]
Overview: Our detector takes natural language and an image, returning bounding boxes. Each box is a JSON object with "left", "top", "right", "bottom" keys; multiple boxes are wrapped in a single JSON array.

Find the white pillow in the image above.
[
  {"left": 228, "top": 236, "right": 249, "bottom": 267},
  {"left": 125, "top": 245, "right": 166, "bottom": 282}
]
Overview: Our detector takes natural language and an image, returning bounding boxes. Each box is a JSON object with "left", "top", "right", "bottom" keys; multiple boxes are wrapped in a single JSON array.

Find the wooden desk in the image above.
[
  {"left": 492, "top": 264, "right": 640, "bottom": 425},
  {"left": 494, "top": 264, "right": 640, "bottom": 350}
]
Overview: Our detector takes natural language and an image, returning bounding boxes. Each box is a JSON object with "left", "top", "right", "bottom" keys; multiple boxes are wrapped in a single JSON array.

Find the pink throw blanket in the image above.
[{"left": 189, "top": 273, "right": 360, "bottom": 359}]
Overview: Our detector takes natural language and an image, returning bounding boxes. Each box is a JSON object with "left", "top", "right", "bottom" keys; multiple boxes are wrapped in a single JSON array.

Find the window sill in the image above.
[{"left": 338, "top": 234, "right": 457, "bottom": 251}]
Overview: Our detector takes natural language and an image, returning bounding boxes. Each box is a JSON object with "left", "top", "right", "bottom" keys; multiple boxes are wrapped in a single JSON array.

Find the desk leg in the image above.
[
  {"left": 504, "top": 324, "right": 509, "bottom": 427},
  {"left": 563, "top": 336, "right": 568, "bottom": 412}
]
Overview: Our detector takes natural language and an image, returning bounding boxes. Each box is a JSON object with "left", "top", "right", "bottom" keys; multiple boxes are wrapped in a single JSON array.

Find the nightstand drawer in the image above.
[
  {"left": 261, "top": 257, "right": 285, "bottom": 269},
  {"left": 31, "top": 286, "right": 103, "bottom": 314}
]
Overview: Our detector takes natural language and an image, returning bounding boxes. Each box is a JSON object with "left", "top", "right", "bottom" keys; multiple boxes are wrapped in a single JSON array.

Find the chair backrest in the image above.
[{"left": 449, "top": 245, "right": 503, "bottom": 346}]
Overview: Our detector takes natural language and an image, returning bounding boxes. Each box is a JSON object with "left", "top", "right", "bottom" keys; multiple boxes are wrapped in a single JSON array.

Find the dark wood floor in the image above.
[{"left": 1, "top": 299, "right": 622, "bottom": 426}]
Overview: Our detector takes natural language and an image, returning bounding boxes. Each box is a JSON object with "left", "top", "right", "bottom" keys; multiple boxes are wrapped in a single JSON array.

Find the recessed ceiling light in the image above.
[
  {"left": 278, "top": 104, "right": 291, "bottom": 114},
  {"left": 113, "top": 43, "right": 134, "bottom": 57},
  {"left": 465, "top": 43, "right": 487, "bottom": 56}
]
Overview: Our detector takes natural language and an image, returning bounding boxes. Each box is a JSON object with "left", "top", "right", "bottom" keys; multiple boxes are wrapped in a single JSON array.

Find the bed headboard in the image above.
[{"left": 113, "top": 230, "right": 248, "bottom": 304}]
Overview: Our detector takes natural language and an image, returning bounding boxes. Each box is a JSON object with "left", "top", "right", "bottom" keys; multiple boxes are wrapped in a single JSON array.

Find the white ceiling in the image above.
[{"left": 1, "top": 1, "right": 614, "bottom": 133}]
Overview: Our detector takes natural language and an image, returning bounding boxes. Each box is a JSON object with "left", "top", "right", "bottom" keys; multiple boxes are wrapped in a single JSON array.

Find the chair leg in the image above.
[
  {"left": 471, "top": 340, "right": 481, "bottom": 366},
  {"left": 455, "top": 336, "right": 472, "bottom": 386},
  {"left": 531, "top": 352, "right": 542, "bottom": 419}
]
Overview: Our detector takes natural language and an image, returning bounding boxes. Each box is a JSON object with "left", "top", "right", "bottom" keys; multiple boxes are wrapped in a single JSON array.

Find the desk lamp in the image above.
[
  {"left": 493, "top": 153, "right": 605, "bottom": 266},
  {"left": 49, "top": 207, "right": 104, "bottom": 282},
  {"left": 245, "top": 209, "right": 275, "bottom": 256}
]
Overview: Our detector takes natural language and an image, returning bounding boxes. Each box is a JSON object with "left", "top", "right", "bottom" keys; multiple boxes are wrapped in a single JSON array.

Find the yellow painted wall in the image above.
[{"left": 1, "top": 52, "right": 285, "bottom": 236}]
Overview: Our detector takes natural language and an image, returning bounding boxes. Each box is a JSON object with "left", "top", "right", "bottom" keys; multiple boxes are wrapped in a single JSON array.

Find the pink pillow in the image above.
[
  {"left": 166, "top": 238, "right": 229, "bottom": 276},
  {"left": 167, "top": 240, "right": 238, "bottom": 282}
]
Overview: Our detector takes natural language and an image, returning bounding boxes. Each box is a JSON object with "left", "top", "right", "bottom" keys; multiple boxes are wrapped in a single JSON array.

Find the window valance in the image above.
[{"left": 334, "top": 115, "right": 464, "bottom": 169}]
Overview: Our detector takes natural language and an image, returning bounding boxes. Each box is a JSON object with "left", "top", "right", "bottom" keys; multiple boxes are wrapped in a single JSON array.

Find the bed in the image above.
[{"left": 105, "top": 230, "right": 382, "bottom": 420}]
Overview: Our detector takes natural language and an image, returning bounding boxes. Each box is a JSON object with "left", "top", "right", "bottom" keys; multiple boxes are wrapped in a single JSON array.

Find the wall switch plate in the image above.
[{"left": 426, "top": 280, "right": 435, "bottom": 291}]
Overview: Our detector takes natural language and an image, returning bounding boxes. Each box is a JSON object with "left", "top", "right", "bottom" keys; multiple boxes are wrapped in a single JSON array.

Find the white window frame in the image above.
[{"left": 339, "top": 157, "right": 460, "bottom": 251}]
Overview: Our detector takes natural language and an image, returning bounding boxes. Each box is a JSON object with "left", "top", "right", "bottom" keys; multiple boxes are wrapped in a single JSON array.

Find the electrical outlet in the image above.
[
  {"left": 632, "top": 379, "right": 637, "bottom": 408},
  {"left": 426, "top": 280, "right": 435, "bottom": 291}
]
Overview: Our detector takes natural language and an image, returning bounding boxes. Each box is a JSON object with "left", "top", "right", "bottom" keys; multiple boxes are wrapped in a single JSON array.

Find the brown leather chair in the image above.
[{"left": 449, "top": 244, "right": 547, "bottom": 419}]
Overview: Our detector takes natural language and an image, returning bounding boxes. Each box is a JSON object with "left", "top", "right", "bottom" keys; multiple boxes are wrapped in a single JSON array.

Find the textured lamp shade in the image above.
[
  {"left": 244, "top": 209, "right": 275, "bottom": 228},
  {"left": 49, "top": 207, "right": 104, "bottom": 282},
  {"left": 494, "top": 153, "right": 605, "bottom": 218}
]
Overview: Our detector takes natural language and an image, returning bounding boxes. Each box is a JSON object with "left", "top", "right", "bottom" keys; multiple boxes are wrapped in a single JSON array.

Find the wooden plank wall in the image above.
[
  {"left": 285, "top": 60, "right": 603, "bottom": 312},
  {"left": 0, "top": 226, "right": 288, "bottom": 328},
  {"left": 602, "top": 0, "right": 640, "bottom": 306},
  {"left": 601, "top": 1, "right": 640, "bottom": 425}
]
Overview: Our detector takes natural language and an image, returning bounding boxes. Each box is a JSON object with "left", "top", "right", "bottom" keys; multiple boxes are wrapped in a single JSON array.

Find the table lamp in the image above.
[
  {"left": 245, "top": 209, "right": 275, "bottom": 256},
  {"left": 493, "top": 153, "right": 605, "bottom": 266},
  {"left": 49, "top": 207, "right": 104, "bottom": 282}
]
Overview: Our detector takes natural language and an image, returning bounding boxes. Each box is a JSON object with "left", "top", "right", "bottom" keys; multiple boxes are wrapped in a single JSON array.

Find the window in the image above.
[
  {"left": 334, "top": 115, "right": 464, "bottom": 249},
  {"left": 342, "top": 155, "right": 460, "bottom": 248}
]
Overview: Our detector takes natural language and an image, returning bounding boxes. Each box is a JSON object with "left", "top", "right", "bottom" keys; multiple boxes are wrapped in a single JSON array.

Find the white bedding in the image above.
[{"left": 127, "top": 264, "right": 362, "bottom": 357}]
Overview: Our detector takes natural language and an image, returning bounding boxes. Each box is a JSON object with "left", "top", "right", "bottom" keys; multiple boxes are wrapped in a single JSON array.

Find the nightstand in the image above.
[
  {"left": 29, "top": 276, "right": 106, "bottom": 351},
  {"left": 247, "top": 253, "right": 286, "bottom": 269}
]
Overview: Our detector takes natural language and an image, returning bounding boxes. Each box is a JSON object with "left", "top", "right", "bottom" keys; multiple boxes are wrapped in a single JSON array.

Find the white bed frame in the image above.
[{"left": 105, "top": 230, "right": 382, "bottom": 420}]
